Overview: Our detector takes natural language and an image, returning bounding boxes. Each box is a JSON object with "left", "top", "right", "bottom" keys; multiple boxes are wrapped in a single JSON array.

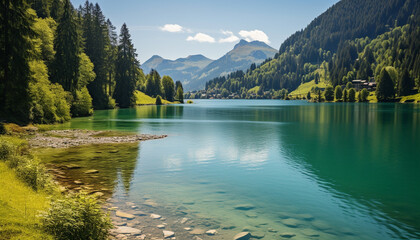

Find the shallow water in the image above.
[{"left": 44, "top": 100, "right": 420, "bottom": 239}]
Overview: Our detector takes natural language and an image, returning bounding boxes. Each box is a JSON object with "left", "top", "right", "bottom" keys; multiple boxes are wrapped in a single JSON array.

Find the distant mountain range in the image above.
[{"left": 141, "top": 40, "right": 277, "bottom": 91}]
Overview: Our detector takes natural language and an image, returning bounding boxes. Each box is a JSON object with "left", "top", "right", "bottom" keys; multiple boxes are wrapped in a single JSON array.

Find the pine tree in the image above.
[
  {"left": 175, "top": 81, "right": 184, "bottom": 103},
  {"left": 334, "top": 85, "right": 343, "bottom": 101},
  {"left": 51, "top": 0, "right": 80, "bottom": 94},
  {"left": 50, "top": 0, "right": 63, "bottom": 20},
  {"left": 106, "top": 18, "right": 118, "bottom": 96},
  {"left": 82, "top": 2, "right": 110, "bottom": 109},
  {"left": 29, "top": 0, "right": 50, "bottom": 18},
  {"left": 376, "top": 67, "right": 396, "bottom": 102},
  {"left": 114, "top": 23, "right": 138, "bottom": 108},
  {"left": 397, "top": 69, "right": 413, "bottom": 96},
  {"left": 0, "top": 0, "right": 34, "bottom": 123}
]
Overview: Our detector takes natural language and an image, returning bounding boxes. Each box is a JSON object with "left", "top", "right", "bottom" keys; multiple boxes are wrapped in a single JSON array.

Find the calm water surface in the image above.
[{"left": 55, "top": 100, "right": 420, "bottom": 239}]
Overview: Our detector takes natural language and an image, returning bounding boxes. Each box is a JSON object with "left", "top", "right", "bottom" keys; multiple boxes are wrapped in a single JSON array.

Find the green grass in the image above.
[
  {"left": 399, "top": 93, "right": 420, "bottom": 103},
  {"left": 247, "top": 86, "right": 260, "bottom": 94},
  {"left": 0, "top": 161, "right": 53, "bottom": 240},
  {"left": 289, "top": 79, "right": 328, "bottom": 97},
  {"left": 134, "top": 91, "right": 176, "bottom": 105}
]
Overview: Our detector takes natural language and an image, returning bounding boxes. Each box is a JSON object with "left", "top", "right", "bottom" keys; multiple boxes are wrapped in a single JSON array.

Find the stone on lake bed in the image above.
[
  {"left": 157, "top": 224, "right": 165, "bottom": 229},
  {"left": 296, "top": 213, "right": 314, "bottom": 221},
  {"left": 74, "top": 180, "right": 83, "bottom": 185},
  {"left": 279, "top": 232, "right": 296, "bottom": 238},
  {"left": 233, "top": 232, "right": 251, "bottom": 240},
  {"left": 206, "top": 229, "right": 218, "bottom": 235},
  {"left": 92, "top": 192, "right": 104, "bottom": 197},
  {"left": 144, "top": 199, "right": 158, "bottom": 207},
  {"left": 180, "top": 217, "right": 189, "bottom": 224},
  {"left": 163, "top": 230, "right": 175, "bottom": 238},
  {"left": 85, "top": 169, "right": 99, "bottom": 174},
  {"left": 234, "top": 204, "right": 255, "bottom": 211},
  {"left": 301, "top": 228, "right": 320, "bottom": 237},
  {"left": 64, "top": 164, "right": 81, "bottom": 169},
  {"left": 150, "top": 214, "right": 162, "bottom": 219},
  {"left": 113, "top": 226, "right": 142, "bottom": 235},
  {"left": 311, "top": 220, "right": 330, "bottom": 230},
  {"left": 251, "top": 232, "right": 265, "bottom": 239},
  {"left": 116, "top": 211, "right": 136, "bottom": 220},
  {"left": 281, "top": 218, "right": 300, "bottom": 228},
  {"left": 184, "top": 227, "right": 192, "bottom": 231},
  {"left": 114, "top": 222, "right": 127, "bottom": 226},
  {"left": 132, "top": 210, "right": 147, "bottom": 216}
]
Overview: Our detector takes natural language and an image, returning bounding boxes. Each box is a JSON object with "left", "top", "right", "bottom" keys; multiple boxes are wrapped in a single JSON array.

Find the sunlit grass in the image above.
[
  {"left": 289, "top": 79, "right": 328, "bottom": 97},
  {"left": 134, "top": 91, "right": 176, "bottom": 105},
  {"left": 0, "top": 161, "right": 52, "bottom": 240}
]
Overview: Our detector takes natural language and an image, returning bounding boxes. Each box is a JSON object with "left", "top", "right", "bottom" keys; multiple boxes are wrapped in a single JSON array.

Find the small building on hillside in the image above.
[{"left": 352, "top": 79, "right": 377, "bottom": 91}]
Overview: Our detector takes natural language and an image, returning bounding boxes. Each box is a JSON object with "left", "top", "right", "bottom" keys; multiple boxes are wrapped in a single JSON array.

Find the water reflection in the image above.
[{"left": 48, "top": 100, "right": 420, "bottom": 239}]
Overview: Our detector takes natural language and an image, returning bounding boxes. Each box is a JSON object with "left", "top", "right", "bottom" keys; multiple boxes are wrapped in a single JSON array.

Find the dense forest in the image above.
[
  {"left": 0, "top": 0, "right": 183, "bottom": 124},
  {"left": 199, "top": 0, "right": 420, "bottom": 101}
]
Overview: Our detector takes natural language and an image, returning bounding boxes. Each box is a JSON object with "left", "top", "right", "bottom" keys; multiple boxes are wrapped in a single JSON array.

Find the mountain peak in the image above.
[{"left": 234, "top": 39, "right": 271, "bottom": 49}]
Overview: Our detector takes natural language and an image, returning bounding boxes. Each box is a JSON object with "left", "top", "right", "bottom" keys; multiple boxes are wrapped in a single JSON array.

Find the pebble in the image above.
[
  {"left": 234, "top": 204, "right": 255, "bottom": 211},
  {"left": 180, "top": 217, "right": 189, "bottom": 224},
  {"left": 112, "top": 226, "right": 142, "bottom": 235},
  {"left": 206, "top": 229, "right": 218, "bottom": 235},
  {"left": 85, "top": 169, "right": 99, "bottom": 174},
  {"left": 157, "top": 224, "right": 165, "bottom": 229},
  {"left": 163, "top": 230, "right": 175, "bottom": 238},
  {"left": 279, "top": 232, "right": 296, "bottom": 238},
  {"left": 233, "top": 232, "right": 251, "bottom": 240},
  {"left": 116, "top": 211, "right": 135, "bottom": 220},
  {"left": 151, "top": 214, "right": 162, "bottom": 219},
  {"left": 184, "top": 227, "right": 192, "bottom": 231}
]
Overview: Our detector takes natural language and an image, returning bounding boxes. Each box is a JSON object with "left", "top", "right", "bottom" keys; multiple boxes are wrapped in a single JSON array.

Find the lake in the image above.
[{"left": 44, "top": 100, "right": 420, "bottom": 239}]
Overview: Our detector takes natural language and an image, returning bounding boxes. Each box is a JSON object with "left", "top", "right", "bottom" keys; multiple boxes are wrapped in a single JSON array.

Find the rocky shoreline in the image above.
[{"left": 29, "top": 129, "right": 167, "bottom": 148}]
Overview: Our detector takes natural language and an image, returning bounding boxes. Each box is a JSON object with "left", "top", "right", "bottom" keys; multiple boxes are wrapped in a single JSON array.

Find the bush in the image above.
[
  {"left": 334, "top": 85, "right": 343, "bottom": 101},
  {"left": 187, "top": 100, "right": 193, "bottom": 104},
  {"left": 156, "top": 95, "right": 163, "bottom": 105},
  {"left": 41, "top": 194, "right": 112, "bottom": 240},
  {"left": 0, "top": 138, "right": 17, "bottom": 160},
  {"left": 71, "top": 87, "right": 93, "bottom": 117},
  {"left": 0, "top": 123, "right": 5, "bottom": 135}
]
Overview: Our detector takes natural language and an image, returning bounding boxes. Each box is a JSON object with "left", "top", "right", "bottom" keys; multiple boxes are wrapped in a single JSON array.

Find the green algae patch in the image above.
[{"left": 34, "top": 142, "right": 140, "bottom": 196}]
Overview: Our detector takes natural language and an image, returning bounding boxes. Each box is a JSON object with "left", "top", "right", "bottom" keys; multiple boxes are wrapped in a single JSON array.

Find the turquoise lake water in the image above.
[{"left": 58, "top": 100, "right": 420, "bottom": 239}]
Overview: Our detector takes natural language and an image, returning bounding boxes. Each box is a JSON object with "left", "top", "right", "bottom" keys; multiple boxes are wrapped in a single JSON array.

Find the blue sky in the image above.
[{"left": 71, "top": 0, "right": 339, "bottom": 63}]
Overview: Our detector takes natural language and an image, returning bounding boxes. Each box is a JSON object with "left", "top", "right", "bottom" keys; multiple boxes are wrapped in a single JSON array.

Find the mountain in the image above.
[
  {"left": 185, "top": 40, "right": 277, "bottom": 90},
  {"left": 202, "top": 0, "right": 420, "bottom": 98},
  {"left": 141, "top": 54, "right": 213, "bottom": 85},
  {"left": 141, "top": 40, "right": 277, "bottom": 91}
]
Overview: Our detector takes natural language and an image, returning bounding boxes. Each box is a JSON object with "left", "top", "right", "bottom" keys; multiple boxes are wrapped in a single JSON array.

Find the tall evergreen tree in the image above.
[
  {"left": 376, "top": 67, "right": 396, "bottom": 101},
  {"left": 82, "top": 2, "right": 110, "bottom": 109},
  {"left": 0, "top": 0, "right": 34, "bottom": 122},
  {"left": 175, "top": 81, "right": 184, "bottom": 103},
  {"left": 397, "top": 69, "right": 413, "bottom": 96},
  {"left": 145, "top": 69, "right": 162, "bottom": 97},
  {"left": 51, "top": 0, "right": 80, "bottom": 94},
  {"left": 49, "top": 0, "right": 63, "bottom": 20},
  {"left": 106, "top": 18, "right": 118, "bottom": 96},
  {"left": 114, "top": 23, "right": 138, "bottom": 108},
  {"left": 28, "top": 0, "right": 50, "bottom": 18}
]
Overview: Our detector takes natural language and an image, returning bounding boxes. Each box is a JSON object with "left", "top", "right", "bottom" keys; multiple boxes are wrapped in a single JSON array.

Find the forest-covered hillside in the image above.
[
  {"left": 0, "top": 0, "right": 184, "bottom": 124},
  {"left": 200, "top": 0, "right": 420, "bottom": 100}
]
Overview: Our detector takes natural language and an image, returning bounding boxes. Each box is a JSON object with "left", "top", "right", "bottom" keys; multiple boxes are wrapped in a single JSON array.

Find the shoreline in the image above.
[{"left": 29, "top": 129, "right": 167, "bottom": 149}]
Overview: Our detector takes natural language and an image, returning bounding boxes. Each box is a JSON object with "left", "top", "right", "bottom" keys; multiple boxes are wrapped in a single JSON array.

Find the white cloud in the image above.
[
  {"left": 219, "top": 30, "right": 240, "bottom": 43},
  {"left": 160, "top": 24, "right": 184, "bottom": 33},
  {"left": 186, "top": 33, "right": 215, "bottom": 43},
  {"left": 239, "top": 30, "right": 270, "bottom": 44}
]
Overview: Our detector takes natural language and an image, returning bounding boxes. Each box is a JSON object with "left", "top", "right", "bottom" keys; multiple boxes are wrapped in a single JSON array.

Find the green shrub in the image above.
[
  {"left": 41, "top": 194, "right": 112, "bottom": 240},
  {"left": 348, "top": 88, "right": 356, "bottom": 102},
  {"left": 187, "top": 100, "right": 193, "bottom": 104},
  {"left": 5, "top": 155, "right": 49, "bottom": 191},
  {"left": 324, "top": 86, "right": 334, "bottom": 101},
  {"left": 71, "top": 87, "right": 93, "bottom": 117},
  {"left": 0, "top": 138, "right": 17, "bottom": 160},
  {"left": 156, "top": 95, "right": 163, "bottom": 105}
]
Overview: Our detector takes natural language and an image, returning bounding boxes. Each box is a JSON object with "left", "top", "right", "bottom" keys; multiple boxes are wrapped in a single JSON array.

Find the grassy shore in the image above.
[
  {"left": 0, "top": 160, "right": 53, "bottom": 239},
  {"left": 135, "top": 91, "right": 177, "bottom": 105}
]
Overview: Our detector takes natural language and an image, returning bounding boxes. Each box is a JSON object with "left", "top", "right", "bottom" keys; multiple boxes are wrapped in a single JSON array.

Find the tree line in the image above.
[{"left": 0, "top": 0, "right": 182, "bottom": 124}]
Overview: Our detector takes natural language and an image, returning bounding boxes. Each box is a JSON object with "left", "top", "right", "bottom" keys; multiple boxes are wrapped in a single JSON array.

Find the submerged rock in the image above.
[
  {"left": 85, "top": 169, "right": 99, "bottom": 174},
  {"left": 234, "top": 204, "right": 255, "bottom": 211},
  {"left": 116, "top": 211, "right": 135, "bottom": 220},
  {"left": 150, "top": 214, "right": 162, "bottom": 219},
  {"left": 157, "top": 224, "right": 165, "bottom": 229},
  {"left": 301, "top": 228, "right": 320, "bottom": 237},
  {"left": 279, "top": 232, "right": 296, "bottom": 238},
  {"left": 251, "top": 232, "right": 265, "bottom": 239},
  {"left": 281, "top": 218, "right": 300, "bottom": 228},
  {"left": 190, "top": 229, "right": 205, "bottom": 235},
  {"left": 163, "top": 230, "right": 175, "bottom": 238},
  {"left": 113, "top": 226, "right": 142, "bottom": 235},
  {"left": 233, "top": 232, "right": 251, "bottom": 240},
  {"left": 206, "top": 229, "right": 218, "bottom": 235},
  {"left": 180, "top": 217, "right": 189, "bottom": 224}
]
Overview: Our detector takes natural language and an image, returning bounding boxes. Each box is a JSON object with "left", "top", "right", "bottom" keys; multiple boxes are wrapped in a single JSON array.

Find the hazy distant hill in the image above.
[
  {"left": 141, "top": 40, "right": 277, "bottom": 91},
  {"left": 141, "top": 54, "right": 213, "bottom": 85}
]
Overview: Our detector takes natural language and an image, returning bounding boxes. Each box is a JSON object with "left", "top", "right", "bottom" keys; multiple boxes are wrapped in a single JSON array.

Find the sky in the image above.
[{"left": 71, "top": 0, "right": 339, "bottom": 63}]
